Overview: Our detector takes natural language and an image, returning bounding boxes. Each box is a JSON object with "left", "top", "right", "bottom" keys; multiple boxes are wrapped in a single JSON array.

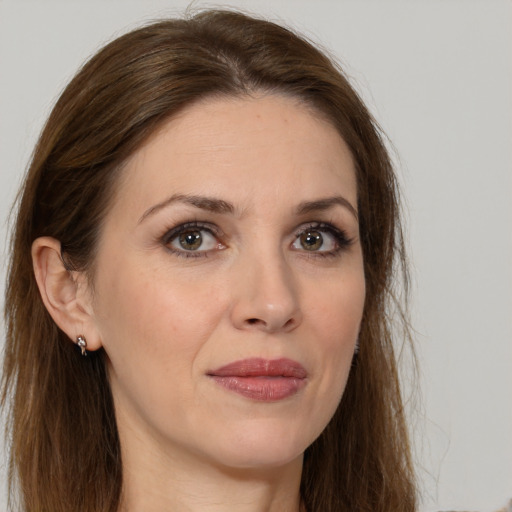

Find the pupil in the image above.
[
  {"left": 179, "top": 231, "right": 202, "bottom": 250},
  {"left": 301, "top": 231, "right": 323, "bottom": 251}
]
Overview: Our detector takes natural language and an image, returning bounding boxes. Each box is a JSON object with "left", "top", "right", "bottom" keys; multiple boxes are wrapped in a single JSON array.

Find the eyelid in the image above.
[
  {"left": 292, "top": 221, "right": 354, "bottom": 254},
  {"left": 161, "top": 221, "right": 225, "bottom": 258},
  {"left": 293, "top": 221, "right": 350, "bottom": 239},
  {"left": 161, "top": 221, "right": 223, "bottom": 244}
]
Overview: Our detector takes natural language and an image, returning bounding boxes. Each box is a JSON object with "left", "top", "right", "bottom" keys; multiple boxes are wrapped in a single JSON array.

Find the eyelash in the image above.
[
  {"left": 161, "top": 221, "right": 222, "bottom": 259},
  {"left": 160, "top": 221, "right": 354, "bottom": 259},
  {"left": 292, "top": 222, "right": 354, "bottom": 259}
]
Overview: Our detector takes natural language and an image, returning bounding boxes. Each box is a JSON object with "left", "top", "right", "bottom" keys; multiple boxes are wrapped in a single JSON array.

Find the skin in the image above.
[{"left": 34, "top": 94, "right": 365, "bottom": 511}]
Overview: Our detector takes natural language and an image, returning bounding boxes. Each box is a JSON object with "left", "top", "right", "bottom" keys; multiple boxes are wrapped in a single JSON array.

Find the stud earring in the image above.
[{"left": 76, "top": 335, "right": 87, "bottom": 356}]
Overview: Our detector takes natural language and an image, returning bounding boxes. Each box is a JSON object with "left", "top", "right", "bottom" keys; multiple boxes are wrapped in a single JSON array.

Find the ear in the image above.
[{"left": 31, "top": 236, "right": 102, "bottom": 352}]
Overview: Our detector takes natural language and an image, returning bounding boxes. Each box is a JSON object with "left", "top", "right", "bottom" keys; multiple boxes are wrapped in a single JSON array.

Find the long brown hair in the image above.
[{"left": 2, "top": 9, "right": 416, "bottom": 511}]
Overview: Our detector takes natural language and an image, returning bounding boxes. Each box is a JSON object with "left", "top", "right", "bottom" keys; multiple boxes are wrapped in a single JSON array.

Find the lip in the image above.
[{"left": 207, "top": 358, "right": 307, "bottom": 401}]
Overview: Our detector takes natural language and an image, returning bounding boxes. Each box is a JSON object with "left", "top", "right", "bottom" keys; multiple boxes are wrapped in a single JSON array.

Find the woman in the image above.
[{"left": 1, "top": 9, "right": 416, "bottom": 512}]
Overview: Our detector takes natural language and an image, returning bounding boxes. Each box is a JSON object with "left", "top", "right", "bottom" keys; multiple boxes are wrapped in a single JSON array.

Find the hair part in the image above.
[{"left": 2, "top": 9, "right": 416, "bottom": 511}]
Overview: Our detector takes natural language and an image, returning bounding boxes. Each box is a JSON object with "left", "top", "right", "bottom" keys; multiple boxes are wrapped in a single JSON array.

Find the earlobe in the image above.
[{"left": 31, "top": 237, "right": 102, "bottom": 352}]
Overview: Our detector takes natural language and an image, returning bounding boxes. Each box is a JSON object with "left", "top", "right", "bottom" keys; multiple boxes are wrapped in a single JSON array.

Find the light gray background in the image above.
[{"left": 0, "top": 1, "right": 510, "bottom": 510}]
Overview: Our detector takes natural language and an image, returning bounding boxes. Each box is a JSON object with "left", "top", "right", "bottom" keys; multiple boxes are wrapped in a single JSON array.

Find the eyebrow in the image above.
[
  {"left": 296, "top": 196, "right": 358, "bottom": 220},
  {"left": 138, "top": 194, "right": 235, "bottom": 223},
  {"left": 138, "top": 193, "right": 358, "bottom": 224}
]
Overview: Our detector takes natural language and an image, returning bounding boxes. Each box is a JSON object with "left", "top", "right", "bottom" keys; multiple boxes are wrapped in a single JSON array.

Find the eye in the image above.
[
  {"left": 170, "top": 229, "right": 218, "bottom": 252},
  {"left": 292, "top": 229, "right": 336, "bottom": 252},
  {"left": 163, "top": 223, "right": 224, "bottom": 256},
  {"left": 175, "top": 230, "right": 203, "bottom": 250},
  {"left": 291, "top": 223, "right": 352, "bottom": 256}
]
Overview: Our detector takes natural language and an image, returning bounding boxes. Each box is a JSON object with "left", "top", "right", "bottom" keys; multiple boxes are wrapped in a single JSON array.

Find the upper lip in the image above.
[{"left": 207, "top": 358, "right": 307, "bottom": 378}]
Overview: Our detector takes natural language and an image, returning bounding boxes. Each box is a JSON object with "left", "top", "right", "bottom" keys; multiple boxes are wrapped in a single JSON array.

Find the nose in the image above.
[{"left": 229, "top": 254, "right": 303, "bottom": 334}]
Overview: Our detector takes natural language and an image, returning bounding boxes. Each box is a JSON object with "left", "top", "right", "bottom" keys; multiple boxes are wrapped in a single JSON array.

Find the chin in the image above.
[
  {"left": 214, "top": 447, "right": 305, "bottom": 473},
  {"left": 200, "top": 419, "right": 314, "bottom": 471}
]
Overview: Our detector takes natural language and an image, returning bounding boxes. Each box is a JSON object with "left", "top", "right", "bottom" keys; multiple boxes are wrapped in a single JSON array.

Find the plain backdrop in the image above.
[{"left": 0, "top": 1, "right": 510, "bottom": 510}]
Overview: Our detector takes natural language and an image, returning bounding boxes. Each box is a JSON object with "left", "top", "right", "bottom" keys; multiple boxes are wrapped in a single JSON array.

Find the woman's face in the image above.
[{"left": 87, "top": 94, "right": 365, "bottom": 471}]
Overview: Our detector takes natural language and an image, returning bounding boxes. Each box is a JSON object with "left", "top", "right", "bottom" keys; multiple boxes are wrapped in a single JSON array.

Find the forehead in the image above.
[{"left": 113, "top": 94, "right": 357, "bottom": 217}]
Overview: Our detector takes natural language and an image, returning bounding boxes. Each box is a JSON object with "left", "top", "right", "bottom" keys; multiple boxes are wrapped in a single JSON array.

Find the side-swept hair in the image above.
[{"left": 2, "top": 10, "right": 416, "bottom": 511}]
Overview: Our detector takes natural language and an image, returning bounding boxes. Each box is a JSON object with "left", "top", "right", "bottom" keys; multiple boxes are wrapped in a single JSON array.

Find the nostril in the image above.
[
  {"left": 244, "top": 317, "right": 296, "bottom": 331},
  {"left": 283, "top": 318, "right": 295, "bottom": 329}
]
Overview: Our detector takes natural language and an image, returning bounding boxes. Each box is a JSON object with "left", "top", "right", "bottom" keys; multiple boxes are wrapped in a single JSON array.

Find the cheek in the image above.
[
  {"left": 93, "top": 258, "right": 229, "bottom": 377},
  {"left": 91, "top": 264, "right": 225, "bottom": 427},
  {"left": 312, "top": 268, "right": 366, "bottom": 344},
  {"left": 307, "top": 268, "right": 365, "bottom": 395}
]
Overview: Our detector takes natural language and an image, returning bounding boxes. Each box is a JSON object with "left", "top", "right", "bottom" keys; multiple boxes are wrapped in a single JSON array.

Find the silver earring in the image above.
[{"left": 76, "top": 335, "right": 87, "bottom": 356}]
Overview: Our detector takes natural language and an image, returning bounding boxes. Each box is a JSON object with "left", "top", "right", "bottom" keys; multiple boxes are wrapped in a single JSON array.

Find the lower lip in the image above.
[{"left": 211, "top": 376, "right": 306, "bottom": 401}]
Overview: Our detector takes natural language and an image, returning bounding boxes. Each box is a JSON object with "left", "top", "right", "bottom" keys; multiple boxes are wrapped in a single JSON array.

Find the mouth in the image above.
[{"left": 207, "top": 358, "right": 308, "bottom": 401}]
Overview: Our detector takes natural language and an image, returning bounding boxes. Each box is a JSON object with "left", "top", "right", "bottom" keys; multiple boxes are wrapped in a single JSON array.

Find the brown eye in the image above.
[
  {"left": 178, "top": 230, "right": 203, "bottom": 250},
  {"left": 165, "top": 224, "right": 224, "bottom": 256},
  {"left": 292, "top": 226, "right": 340, "bottom": 254},
  {"left": 299, "top": 230, "right": 323, "bottom": 251}
]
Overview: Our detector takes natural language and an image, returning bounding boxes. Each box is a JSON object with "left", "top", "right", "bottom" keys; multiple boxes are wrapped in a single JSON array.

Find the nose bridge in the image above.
[{"left": 230, "top": 237, "right": 302, "bottom": 333}]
